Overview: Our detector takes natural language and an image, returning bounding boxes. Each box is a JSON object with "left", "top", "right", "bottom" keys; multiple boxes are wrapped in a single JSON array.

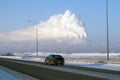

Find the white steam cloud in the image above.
[{"left": 0, "top": 10, "right": 87, "bottom": 43}]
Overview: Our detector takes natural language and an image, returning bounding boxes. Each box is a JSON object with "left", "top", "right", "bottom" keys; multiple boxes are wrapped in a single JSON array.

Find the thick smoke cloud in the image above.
[
  {"left": 0, "top": 10, "right": 88, "bottom": 53},
  {"left": 0, "top": 10, "right": 87, "bottom": 43}
]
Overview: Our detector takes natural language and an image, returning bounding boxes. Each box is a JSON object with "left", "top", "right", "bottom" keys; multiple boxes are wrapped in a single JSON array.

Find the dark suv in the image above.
[{"left": 45, "top": 54, "right": 64, "bottom": 65}]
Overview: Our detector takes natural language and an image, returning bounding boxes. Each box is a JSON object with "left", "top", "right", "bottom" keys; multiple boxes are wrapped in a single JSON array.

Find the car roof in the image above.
[{"left": 48, "top": 54, "right": 62, "bottom": 57}]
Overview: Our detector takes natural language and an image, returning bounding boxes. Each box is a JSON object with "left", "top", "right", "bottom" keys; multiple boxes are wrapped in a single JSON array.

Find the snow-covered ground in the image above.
[
  {"left": 1, "top": 52, "right": 120, "bottom": 71},
  {"left": 66, "top": 61, "right": 120, "bottom": 71},
  {"left": 0, "top": 66, "right": 38, "bottom": 80},
  {"left": 14, "top": 52, "right": 120, "bottom": 58}
]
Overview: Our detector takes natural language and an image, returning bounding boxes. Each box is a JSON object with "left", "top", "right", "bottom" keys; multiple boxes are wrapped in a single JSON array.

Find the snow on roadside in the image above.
[
  {"left": 0, "top": 52, "right": 120, "bottom": 72},
  {"left": 0, "top": 66, "right": 38, "bottom": 80},
  {"left": 65, "top": 61, "right": 120, "bottom": 71}
]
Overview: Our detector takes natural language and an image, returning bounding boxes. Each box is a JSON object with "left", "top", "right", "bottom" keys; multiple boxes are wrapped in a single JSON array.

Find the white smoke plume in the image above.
[{"left": 0, "top": 10, "right": 87, "bottom": 43}]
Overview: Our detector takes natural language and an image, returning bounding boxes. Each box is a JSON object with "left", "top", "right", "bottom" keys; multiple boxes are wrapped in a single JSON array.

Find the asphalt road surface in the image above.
[{"left": 0, "top": 58, "right": 120, "bottom": 80}]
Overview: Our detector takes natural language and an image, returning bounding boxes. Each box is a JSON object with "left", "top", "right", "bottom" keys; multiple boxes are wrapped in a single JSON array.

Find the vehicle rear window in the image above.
[{"left": 53, "top": 55, "right": 62, "bottom": 58}]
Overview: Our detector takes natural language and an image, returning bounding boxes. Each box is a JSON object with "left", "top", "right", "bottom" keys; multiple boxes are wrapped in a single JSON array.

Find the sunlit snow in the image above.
[{"left": 1, "top": 52, "right": 120, "bottom": 71}]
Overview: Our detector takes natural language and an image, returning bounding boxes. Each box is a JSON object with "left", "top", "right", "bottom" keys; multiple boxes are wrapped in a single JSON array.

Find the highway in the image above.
[{"left": 0, "top": 57, "right": 120, "bottom": 80}]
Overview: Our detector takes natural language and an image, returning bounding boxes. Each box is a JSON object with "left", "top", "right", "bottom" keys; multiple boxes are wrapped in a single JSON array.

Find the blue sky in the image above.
[{"left": 0, "top": 0, "right": 120, "bottom": 52}]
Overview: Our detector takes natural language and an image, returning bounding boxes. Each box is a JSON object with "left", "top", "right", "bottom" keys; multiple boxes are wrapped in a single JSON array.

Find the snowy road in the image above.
[{"left": 0, "top": 58, "right": 120, "bottom": 80}]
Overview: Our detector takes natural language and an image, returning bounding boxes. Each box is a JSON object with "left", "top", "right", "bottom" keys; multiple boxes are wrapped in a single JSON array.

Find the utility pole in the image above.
[
  {"left": 106, "top": 0, "right": 109, "bottom": 61},
  {"left": 28, "top": 20, "right": 39, "bottom": 57}
]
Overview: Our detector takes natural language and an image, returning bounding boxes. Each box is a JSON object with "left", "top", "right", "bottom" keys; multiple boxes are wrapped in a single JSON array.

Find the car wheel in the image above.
[{"left": 45, "top": 60, "right": 48, "bottom": 64}]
